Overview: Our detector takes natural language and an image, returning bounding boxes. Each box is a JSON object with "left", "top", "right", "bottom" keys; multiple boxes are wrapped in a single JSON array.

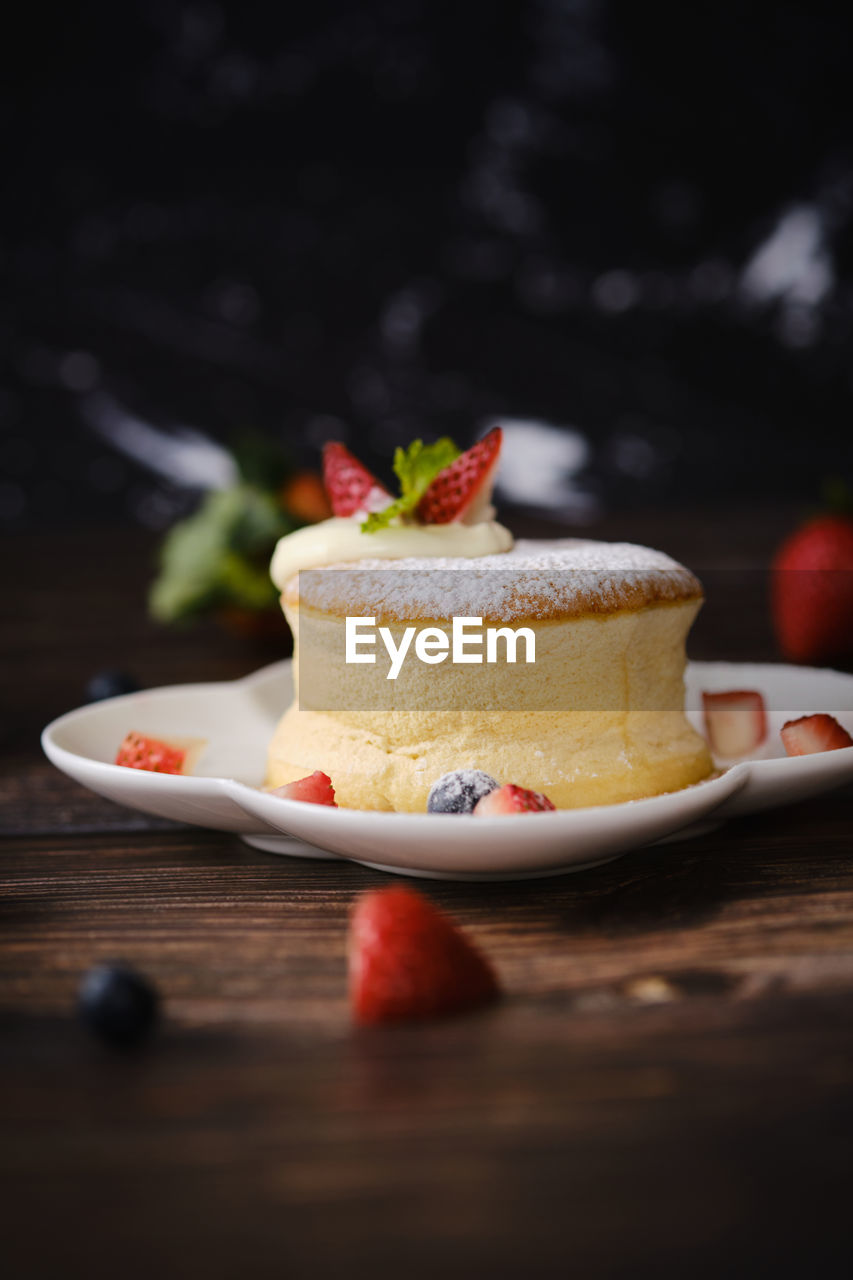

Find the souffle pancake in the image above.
[{"left": 265, "top": 431, "right": 713, "bottom": 812}]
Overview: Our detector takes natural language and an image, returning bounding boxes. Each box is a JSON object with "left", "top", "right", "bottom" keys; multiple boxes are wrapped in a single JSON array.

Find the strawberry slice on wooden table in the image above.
[
  {"left": 322, "top": 442, "right": 391, "bottom": 518},
  {"left": 115, "top": 732, "right": 187, "bottom": 775},
  {"left": 473, "top": 783, "right": 556, "bottom": 815},
  {"left": 349, "top": 887, "right": 500, "bottom": 1025},
  {"left": 780, "top": 714, "right": 853, "bottom": 756},
  {"left": 416, "top": 426, "right": 503, "bottom": 524},
  {"left": 702, "top": 690, "right": 768, "bottom": 758},
  {"left": 269, "top": 771, "right": 337, "bottom": 805}
]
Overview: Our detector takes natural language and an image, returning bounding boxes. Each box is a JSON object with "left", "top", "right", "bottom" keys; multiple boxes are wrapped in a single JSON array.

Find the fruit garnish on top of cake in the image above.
[
  {"left": 351, "top": 428, "right": 502, "bottom": 530},
  {"left": 269, "top": 429, "right": 514, "bottom": 588},
  {"left": 320, "top": 442, "right": 392, "bottom": 518}
]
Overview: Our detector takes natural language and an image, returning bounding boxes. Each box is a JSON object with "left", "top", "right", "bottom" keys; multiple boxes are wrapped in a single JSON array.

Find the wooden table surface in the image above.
[{"left": 3, "top": 509, "right": 852, "bottom": 1280}]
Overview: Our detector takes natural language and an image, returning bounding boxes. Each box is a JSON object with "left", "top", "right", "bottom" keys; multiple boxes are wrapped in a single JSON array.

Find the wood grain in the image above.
[{"left": 3, "top": 513, "right": 852, "bottom": 1280}]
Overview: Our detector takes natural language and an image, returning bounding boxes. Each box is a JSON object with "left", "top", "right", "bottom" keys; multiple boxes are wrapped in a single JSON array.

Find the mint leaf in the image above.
[
  {"left": 393, "top": 437, "right": 460, "bottom": 497},
  {"left": 149, "top": 485, "right": 292, "bottom": 623},
  {"left": 361, "top": 437, "right": 459, "bottom": 532}
]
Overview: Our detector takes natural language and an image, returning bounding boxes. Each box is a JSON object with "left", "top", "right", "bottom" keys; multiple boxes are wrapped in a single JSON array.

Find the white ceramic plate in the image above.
[{"left": 42, "top": 660, "right": 853, "bottom": 880}]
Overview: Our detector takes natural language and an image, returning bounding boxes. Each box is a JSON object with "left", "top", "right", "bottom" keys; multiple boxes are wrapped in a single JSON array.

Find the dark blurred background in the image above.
[{"left": 2, "top": 0, "right": 852, "bottom": 534}]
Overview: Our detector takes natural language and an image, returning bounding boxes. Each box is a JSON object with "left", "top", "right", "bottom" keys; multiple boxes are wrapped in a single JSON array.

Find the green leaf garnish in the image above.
[
  {"left": 361, "top": 437, "right": 460, "bottom": 532},
  {"left": 149, "top": 485, "right": 294, "bottom": 623}
]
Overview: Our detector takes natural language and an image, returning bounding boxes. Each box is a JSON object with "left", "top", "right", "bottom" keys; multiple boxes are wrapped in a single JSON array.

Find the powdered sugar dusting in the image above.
[
  {"left": 291, "top": 538, "right": 702, "bottom": 622},
  {"left": 334, "top": 539, "right": 685, "bottom": 574}
]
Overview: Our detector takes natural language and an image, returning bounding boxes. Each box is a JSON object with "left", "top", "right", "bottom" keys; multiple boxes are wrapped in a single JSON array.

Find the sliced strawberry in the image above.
[
  {"left": 349, "top": 887, "right": 499, "bottom": 1025},
  {"left": 473, "top": 783, "right": 556, "bottom": 815},
  {"left": 416, "top": 426, "right": 503, "bottom": 525},
  {"left": 702, "top": 689, "right": 768, "bottom": 758},
  {"left": 115, "top": 732, "right": 186, "bottom": 775},
  {"left": 270, "top": 771, "right": 338, "bottom": 805},
  {"left": 322, "top": 442, "right": 391, "bottom": 518},
  {"left": 780, "top": 714, "right": 853, "bottom": 756}
]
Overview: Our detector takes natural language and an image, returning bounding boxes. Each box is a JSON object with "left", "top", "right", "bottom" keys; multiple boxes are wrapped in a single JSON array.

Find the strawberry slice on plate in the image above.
[
  {"left": 474, "top": 783, "right": 556, "bottom": 815},
  {"left": 349, "top": 887, "right": 500, "bottom": 1024},
  {"left": 269, "top": 771, "right": 337, "bottom": 805},
  {"left": 115, "top": 732, "right": 187, "bottom": 775},
  {"left": 416, "top": 426, "right": 502, "bottom": 525},
  {"left": 780, "top": 714, "right": 853, "bottom": 756},
  {"left": 322, "top": 442, "right": 391, "bottom": 518},
  {"left": 702, "top": 690, "right": 768, "bottom": 758}
]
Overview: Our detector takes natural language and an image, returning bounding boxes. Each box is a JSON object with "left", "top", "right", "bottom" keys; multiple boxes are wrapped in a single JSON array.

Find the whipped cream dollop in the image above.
[{"left": 269, "top": 516, "right": 514, "bottom": 589}]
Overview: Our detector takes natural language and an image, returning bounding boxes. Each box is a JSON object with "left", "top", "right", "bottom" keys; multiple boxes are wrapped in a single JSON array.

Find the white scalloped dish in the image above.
[{"left": 42, "top": 660, "right": 853, "bottom": 880}]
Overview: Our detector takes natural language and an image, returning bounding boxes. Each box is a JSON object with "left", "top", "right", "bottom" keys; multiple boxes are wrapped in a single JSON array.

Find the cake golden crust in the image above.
[
  {"left": 266, "top": 705, "right": 713, "bottom": 812},
  {"left": 268, "top": 536, "right": 713, "bottom": 812},
  {"left": 283, "top": 538, "right": 702, "bottom": 623}
]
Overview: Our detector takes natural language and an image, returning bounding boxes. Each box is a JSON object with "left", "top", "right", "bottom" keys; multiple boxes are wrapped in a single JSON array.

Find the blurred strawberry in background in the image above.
[{"left": 771, "top": 498, "right": 853, "bottom": 664}]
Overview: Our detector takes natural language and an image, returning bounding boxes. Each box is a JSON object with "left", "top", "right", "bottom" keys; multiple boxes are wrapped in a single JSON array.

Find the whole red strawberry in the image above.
[
  {"left": 322, "top": 442, "right": 391, "bottom": 518},
  {"left": 349, "top": 887, "right": 500, "bottom": 1025},
  {"left": 771, "top": 515, "right": 853, "bottom": 663}
]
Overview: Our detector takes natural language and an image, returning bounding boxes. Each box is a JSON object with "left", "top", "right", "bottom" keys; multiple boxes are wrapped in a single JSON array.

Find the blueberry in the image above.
[
  {"left": 85, "top": 670, "right": 140, "bottom": 702},
  {"left": 78, "top": 963, "right": 159, "bottom": 1047},
  {"left": 427, "top": 769, "right": 500, "bottom": 814}
]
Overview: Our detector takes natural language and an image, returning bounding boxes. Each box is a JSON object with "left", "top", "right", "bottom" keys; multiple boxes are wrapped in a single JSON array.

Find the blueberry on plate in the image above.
[
  {"left": 427, "top": 769, "right": 500, "bottom": 814},
  {"left": 78, "top": 963, "right": 159, "bottom": 1047},
  {"left": 85, "top": 670, "right": 141, "bottom": 702}
]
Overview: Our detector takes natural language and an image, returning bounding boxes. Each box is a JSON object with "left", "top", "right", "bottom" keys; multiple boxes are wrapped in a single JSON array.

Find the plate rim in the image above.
[
  {"left": 42, "top": 656, "right": 853, "bottom": 811},
  {"left": 40, "top": 658, "right": 853, "bottom": 879}
]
